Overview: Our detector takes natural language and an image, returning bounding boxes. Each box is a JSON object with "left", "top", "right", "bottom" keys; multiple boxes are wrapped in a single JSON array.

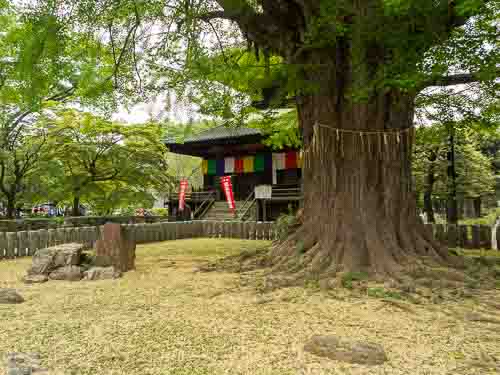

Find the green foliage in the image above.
[
  {"left": 413, "top": 122, "right": 496, "bottom": 200},
  {"left": 150, "top": 208, "right": 168, "bottom": 217},
  {"left": 275, "top": 211, "right": 298, "bottom": 242},
  {"left": 42, "top": 109, "right": 173, "bottom": 214},
  {"left": 248, "top": 110, "right": 302, "bottom": 150},
  {"left": 366, "top": 287, "right": 403, "bottom": 300}
]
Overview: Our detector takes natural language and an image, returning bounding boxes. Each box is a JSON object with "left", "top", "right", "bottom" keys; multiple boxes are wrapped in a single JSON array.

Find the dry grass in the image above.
[{"left": 0, "top": 239, "right": 499, "bottom": 375}]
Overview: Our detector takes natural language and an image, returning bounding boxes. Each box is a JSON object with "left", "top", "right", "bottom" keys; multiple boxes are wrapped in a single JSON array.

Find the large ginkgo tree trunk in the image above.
[{"left": 205, "top": 0, "right": 493, "bottom": 280}]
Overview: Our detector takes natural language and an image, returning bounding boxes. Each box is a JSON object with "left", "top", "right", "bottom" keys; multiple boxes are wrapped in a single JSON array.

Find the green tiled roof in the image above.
[{"left": 167, "top": 125, "right": 263, "bottom": 145}]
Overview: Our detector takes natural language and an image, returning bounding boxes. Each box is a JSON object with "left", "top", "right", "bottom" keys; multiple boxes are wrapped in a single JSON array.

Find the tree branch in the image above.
[
  {"left": 421, "top": 68, "right": 500, "bottom": 89},
  {"left": 208, "top": 0, "right": 294, "bottom": 55}
]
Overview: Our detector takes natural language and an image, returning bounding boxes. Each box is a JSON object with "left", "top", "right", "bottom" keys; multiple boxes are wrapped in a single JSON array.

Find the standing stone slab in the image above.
[{"left": 95, "top": 223, "right": 136, "bottom": 272}]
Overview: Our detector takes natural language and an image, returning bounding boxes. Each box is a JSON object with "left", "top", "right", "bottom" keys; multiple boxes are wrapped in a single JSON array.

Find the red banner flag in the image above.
[
  {"left": 178, "top": 179, "right": 189, "bottom": 211},
  {"left": 220, "top": 176, "right": 236, "bottom": 212}
]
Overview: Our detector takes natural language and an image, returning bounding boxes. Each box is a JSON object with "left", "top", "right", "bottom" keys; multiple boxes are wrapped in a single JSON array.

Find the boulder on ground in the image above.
[
  {"left": 304, "top": 335, "right": 387, "bottom": 365},
  {"left": 28, "top": 243, "right": 84, "bottom": 276},
  {"left": 0, "top": 289, "right": 24, "bottom": 304},
  {"left": 22, "top": 275, "right": 49, "bottom": 284},
  {"left": 48, "top": 265, "right": 83, "bottom": 281},
  {"left": 6, "top": 352, "right": 48, "bottom": 375},
  {"left": 83, "top": 267, "right": 122, "bottom": 281}
]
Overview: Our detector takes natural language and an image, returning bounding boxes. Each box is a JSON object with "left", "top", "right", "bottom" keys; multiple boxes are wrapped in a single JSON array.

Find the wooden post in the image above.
[
  {"left": 17, "top": 231, "right": 29, "bottom": 256},
  {"left": 458, "top": 225, "right": 468, "bottom": 248},
  {"left": 6, "top": 232, "right": 17, "bottom": 258},
  {"left": 479, "top": 225, "right": 492, "bottom": 249},
  {"left": 0, "top": 232, "right": 6, "bottom": 259},
  {"left": 471, "top": 225, "right": 481, "bottom": 249},
  {"left": 497, "top": 225, "right": 500, "bottom": 251},
  {"left": 248, "top": 222, "right": 256, "bottom": 240},
  {"left": 28, "top": 230, "right": 40, "bottom": 255},
  {"left": 262, "top": 200, "right": 267, "bottom": 222},
  {"left": 47, "top": 229, "right": 56, "bottom": 247},
  {"left": 447, "top": 224, "right": 457, "bottom": 248}
]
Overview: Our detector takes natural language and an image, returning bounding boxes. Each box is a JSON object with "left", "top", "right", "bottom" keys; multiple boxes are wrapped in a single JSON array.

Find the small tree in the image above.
[
  {"left": 414, "top": 123, "right": 495, "bottom": 222},
  {"left": 47, "top": 109, "right": 172, "bottom": 216}
]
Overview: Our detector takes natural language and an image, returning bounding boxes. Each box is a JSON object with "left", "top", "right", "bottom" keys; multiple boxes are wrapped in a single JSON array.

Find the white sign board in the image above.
[{"left": 255, "top": 185, "right": 272, "bottom": 199}]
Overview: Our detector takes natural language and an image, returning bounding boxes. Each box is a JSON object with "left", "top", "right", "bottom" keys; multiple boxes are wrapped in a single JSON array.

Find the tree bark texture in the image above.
[{"left": 269, "top": 55, "right": 455, "bottom": 279}]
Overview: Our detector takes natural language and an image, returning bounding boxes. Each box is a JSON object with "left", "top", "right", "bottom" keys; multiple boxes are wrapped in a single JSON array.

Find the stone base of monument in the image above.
[{"left": 21, "top": 223, "right": 135, "bottom": 283}]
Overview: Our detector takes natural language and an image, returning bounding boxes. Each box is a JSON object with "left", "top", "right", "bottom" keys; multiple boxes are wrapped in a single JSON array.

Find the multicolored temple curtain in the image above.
[
  {"left": 285, "top": 151, "right": 297, "bottom": 169},
  {"left": 224, "top": 157, "right": 235, "bottom": 173},
  {"left": 254, "top": 154, "right": 265, "bottom": 172},
  {"left": 243, "top": 156, "right": 254, "bottom": 173},
  {"left": 207, "top": 159, "right": 217, "bottom": 175},
  {"left": 235, "top": 158, "right": 244, "bottom": 173},
  {"left": 202, "top": 152, "right": 302, "bottom": 175}
]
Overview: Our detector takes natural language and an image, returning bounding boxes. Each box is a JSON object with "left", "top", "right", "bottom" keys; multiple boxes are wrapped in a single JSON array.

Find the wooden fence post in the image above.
[
  {"left": 0, "top": 232, "right": 6, "bottom": 259},
  {"left": 480, "top": 225, "right": 492, "bottom": 249},
  {"left": 6, "top": 232, "right": 17, "bottom": 258},
  {"left": 47, "top": 229, "right": 56, "bottom": 247},
  {"left": 471, "top": 225, "right": 481, "bottom": 249},
  {"left": 28, "top": 230, "right": 40, "bottom": 255},
  {"left": 17, "top": 231, "right": 29, "bottom": 257},
  {"left": 38, "top": 229, "right": 48, "bottom": 250},
  {"left": 458, "top": 225, "right": 468, "bottom": 248},
  {"left": 447, "top": 224, "right": 458, "bottom": 248}
]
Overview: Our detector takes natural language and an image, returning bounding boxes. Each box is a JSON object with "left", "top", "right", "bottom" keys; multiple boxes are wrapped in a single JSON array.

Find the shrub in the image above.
[{"left": 150, "top": 208, "right": 168, "bottom": 217}]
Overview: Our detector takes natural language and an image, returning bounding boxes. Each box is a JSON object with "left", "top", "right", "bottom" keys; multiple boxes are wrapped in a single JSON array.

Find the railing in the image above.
[
  {"left": 168, "top": 191, "right": 217, "bottom": 202},
  {"left": 271, "top": 185, "right": 302, "bottom": 200},
  {"left": 236, "top": 191, "right": 257, "bottom": 221},
  {"left": 193, "top": 192, "right": 216, "bottom": 219}
]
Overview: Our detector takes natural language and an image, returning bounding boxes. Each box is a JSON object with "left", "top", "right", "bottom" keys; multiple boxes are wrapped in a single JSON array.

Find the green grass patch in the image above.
[
  {"left": 367, "top": 287, "right": 403, "bottom": 300},
  {"left": 341, "top": 271, "right": 369, "bottom": 289}
]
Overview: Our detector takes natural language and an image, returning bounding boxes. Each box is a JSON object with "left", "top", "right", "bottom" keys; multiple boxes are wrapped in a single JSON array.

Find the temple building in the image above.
[{"left": 165, "top": 125, "right": 302, "bottom": 221}]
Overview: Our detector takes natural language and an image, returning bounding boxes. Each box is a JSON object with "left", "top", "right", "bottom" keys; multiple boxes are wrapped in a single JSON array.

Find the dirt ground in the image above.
[{"left": 0, "top": 239, "right": 499, "bottom": 375}]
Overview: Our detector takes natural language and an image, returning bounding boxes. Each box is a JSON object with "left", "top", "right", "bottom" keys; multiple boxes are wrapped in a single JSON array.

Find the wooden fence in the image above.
[
  {"left": 425, "top": 223, "right": 499, "bottom": 250},
  {"left": 0, "top": 221, "right": 278, "bottom": 260},
  {"left": 0, "top": 221, "right": 498, "bottom": 260}
]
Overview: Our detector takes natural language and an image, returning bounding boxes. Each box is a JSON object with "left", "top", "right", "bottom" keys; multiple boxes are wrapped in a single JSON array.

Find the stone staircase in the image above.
[{"left": 202, "top": 201, "right": 257, "bottom": 221}]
